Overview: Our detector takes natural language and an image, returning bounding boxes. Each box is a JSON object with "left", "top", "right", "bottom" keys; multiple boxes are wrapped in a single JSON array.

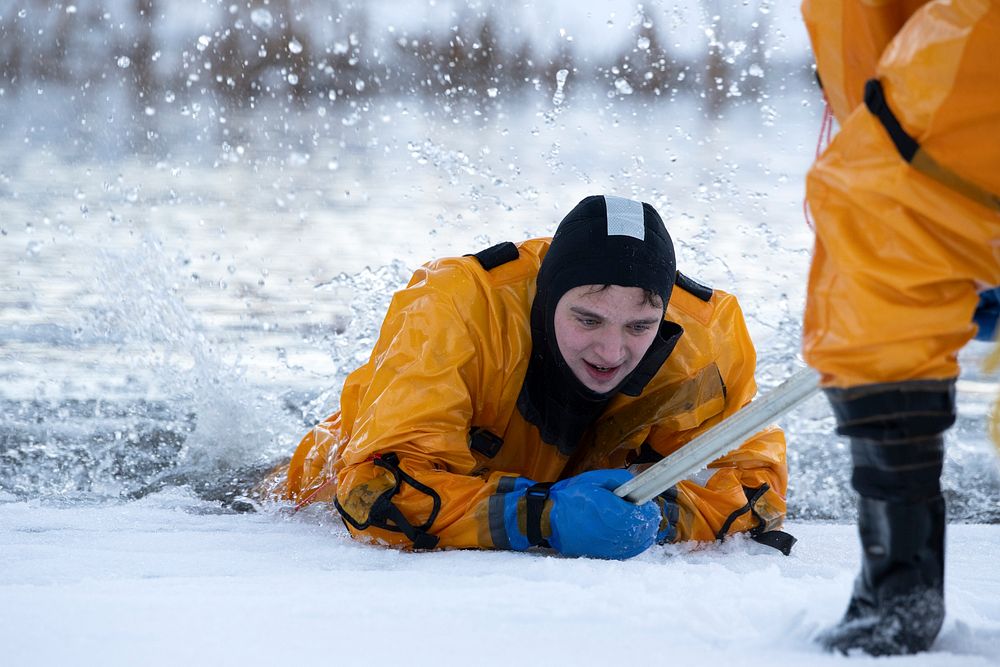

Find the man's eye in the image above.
[
  {"left": 629, "top": 324, "right": 652, "bottom": 333},
  {"left": 578, "top": 318, "right": 599, "bottom": 327}
]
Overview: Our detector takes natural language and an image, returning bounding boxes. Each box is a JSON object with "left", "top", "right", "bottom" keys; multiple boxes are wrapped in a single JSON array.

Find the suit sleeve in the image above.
[
  {"left": 332, "top": 264, "right": 514, "bottom": 550},
  {"left": 801, "top": 0, "right": 923, "bottom": 124},
  {"left": 647, "top": 292, "right": 789, "bottom": 543}
]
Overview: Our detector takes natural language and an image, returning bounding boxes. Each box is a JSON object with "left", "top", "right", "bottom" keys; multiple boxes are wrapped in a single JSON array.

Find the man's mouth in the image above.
[{"left": 585, "top": 361, "right": 621, "bottom": 379}]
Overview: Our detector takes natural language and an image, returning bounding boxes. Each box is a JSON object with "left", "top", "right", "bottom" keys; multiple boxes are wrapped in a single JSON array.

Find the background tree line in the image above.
[{"left": 1, "top": 1, "right": 811, "bottom": 112}]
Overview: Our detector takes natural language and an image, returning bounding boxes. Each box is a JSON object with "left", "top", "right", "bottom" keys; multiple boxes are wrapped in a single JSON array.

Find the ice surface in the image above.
[{"left": 1, "top": 492, "right": 997, "bottom": 666}]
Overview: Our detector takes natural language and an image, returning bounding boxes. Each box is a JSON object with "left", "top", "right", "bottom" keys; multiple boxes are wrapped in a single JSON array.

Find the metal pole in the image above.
[{"left": 614, "top": 366, "right": 822, "bottom": 505}]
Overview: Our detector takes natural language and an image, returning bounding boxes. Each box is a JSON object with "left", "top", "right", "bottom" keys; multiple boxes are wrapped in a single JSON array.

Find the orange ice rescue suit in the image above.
[
  {"left": 263, "top": 196, "right": 789, "bottom": 556},
  {"left": 800, "top": 0, "right": 1000, "bottom": 656}
]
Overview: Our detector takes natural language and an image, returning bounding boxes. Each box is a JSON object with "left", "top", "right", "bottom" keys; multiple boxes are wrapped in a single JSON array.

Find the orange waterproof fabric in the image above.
[
  {"left": 267, "top": 238, "right": 788, "bottom": 550},
  {"left": 802, "top": 0, "right": 929, "bottom": 124},
  {"left": 802, "top": 0, "right": 1000, "bottom": 387}
]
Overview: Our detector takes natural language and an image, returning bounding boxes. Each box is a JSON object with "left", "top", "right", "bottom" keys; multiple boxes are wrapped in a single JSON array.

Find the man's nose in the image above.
[{"left": 592, "top": 327, "right": 626, "bottom": 363}]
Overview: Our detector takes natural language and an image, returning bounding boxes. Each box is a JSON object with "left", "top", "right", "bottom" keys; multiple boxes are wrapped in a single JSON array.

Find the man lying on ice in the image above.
[{"left": 257, "top": 195, "right": 791, "bottom": 559}]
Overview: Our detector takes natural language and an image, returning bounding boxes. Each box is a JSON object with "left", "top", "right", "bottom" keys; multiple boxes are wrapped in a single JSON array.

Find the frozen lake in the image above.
[
  {"left": 3, "top": 84, "right": 998, "bottom": 521},
  {"left": 1, "top": 3, "right": 999, "bottom": 660}
]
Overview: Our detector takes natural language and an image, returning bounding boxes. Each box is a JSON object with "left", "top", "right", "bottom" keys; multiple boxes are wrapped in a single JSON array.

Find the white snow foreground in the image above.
[{"left": 1, "top": 489, "right": 997, "bottom": 667}]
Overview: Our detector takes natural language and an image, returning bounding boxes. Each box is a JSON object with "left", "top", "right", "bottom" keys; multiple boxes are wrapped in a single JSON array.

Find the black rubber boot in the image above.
[
  {"left": 817, "top": 380, "right": 955, "bottom": 656},
  {"left": 821, "top": 493, "right": 946, "bottom": 655}
]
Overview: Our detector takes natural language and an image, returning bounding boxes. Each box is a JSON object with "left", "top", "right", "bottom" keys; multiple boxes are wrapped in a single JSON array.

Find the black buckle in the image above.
[{"left": 469, "top": 427, "right": 504, "bottom": 459}]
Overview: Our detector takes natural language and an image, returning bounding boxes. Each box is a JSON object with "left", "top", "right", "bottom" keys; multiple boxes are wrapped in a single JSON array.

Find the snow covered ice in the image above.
[
  {"left": 1, "top": 492, "right": 998, "bottom": 666},
  {"left": 1, "top": 1, "right": 999, "bottom": 664}
]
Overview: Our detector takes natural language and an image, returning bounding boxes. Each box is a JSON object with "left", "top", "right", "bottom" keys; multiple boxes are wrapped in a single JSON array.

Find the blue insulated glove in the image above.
[
  {"left": 973, "top": 287, "right": 1000, "bottom": 341},
  {"left": 497, "top": 469, "right": 660, "bottom": 559},
  {"left": 547, "top": 470, "right": 661, "bottom": 559}
]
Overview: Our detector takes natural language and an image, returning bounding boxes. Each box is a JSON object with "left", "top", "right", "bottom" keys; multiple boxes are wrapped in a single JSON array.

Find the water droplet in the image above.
[
  {"left": 288, "top": 38, "right": 303, "bottom": 55},
  {"left": 486, "top": 87, "right": 498, "bottom": 98},
  {"left": 552, "top": 68, "right": 569, "bottom": 107},
  {"left": 18, "top": 9, "right": 27, "bottom": 18},
  {"left": 197, "top": 35, "right": 211, "bottom": 51},
  {"left": 117, "top": 56, "right": 131, "bottom": 69},
  {"left": 355, "top": 79, "right": 365, "bottom": 92},
  {"left": 144, "top": 106, "right": 155, "bottom": 116},
  {"left": 637, "top": 36, "right": 650, "bottom": 50},
  {"left": 287, "top": 73, "right": 299, "bottom": 85},
  {"left": 614, "top": 78, "right": 634, "bottom": 95},
  {"left": 164, "top": 90, "right": 175, "bottom": 103},
  {"left": 250, "top": 8, "right": 273, "bottom": 30},
  {"left": 66, "top": 5, "right": 77, "bottom": 14}
]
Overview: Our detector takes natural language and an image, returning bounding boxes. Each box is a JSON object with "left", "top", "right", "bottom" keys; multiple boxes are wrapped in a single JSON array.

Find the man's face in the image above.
[{"left": 553, "top": 284, "right": 663, "bottom": 393}]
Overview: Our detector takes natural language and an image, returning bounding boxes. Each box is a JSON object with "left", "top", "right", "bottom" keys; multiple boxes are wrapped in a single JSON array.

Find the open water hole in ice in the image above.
[{"left": 1, "top": 86, "right": 998, "bottom": 521}]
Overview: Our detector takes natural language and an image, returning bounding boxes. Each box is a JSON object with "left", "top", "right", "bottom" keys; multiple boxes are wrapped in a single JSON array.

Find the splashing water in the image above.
[
  {"left": 250, "top": 8, "right": 273, "bottom": 30},
  {"left": 93, "top": 239, "right": 296, "bottom": 463},
  {"left": 1, "top": 238, "right": 301, "bottom": 502},
  {"left": 552, "top": 69, "right": 569, "bottom": 107},
  {"left": 303, "top": 260, "right": 414, "bottom": 425}
]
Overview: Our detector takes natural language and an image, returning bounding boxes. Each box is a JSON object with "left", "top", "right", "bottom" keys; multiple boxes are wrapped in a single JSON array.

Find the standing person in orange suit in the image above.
[{"left": 801, "top": 0, "right": 1000, "bottom": 655}]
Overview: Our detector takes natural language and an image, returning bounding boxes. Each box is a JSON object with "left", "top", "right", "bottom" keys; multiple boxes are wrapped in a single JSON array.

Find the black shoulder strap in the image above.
[
  {"left": 675, "top": 271, "right": 713, "bottom": 302},
  {"left": 864, "top": 78, "right": 1000, "bottom": 213},
  {"left": 864, "top": 78, "right": 918, "bottom": 163},
  {"left": 467, "top": 241, "right": 519, "bottom": 270}
]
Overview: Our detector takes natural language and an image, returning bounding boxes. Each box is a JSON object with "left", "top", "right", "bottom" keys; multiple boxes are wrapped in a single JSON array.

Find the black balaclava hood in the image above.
[{"left": 517, "top": 194, "right": 683, "bottom": 455}]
